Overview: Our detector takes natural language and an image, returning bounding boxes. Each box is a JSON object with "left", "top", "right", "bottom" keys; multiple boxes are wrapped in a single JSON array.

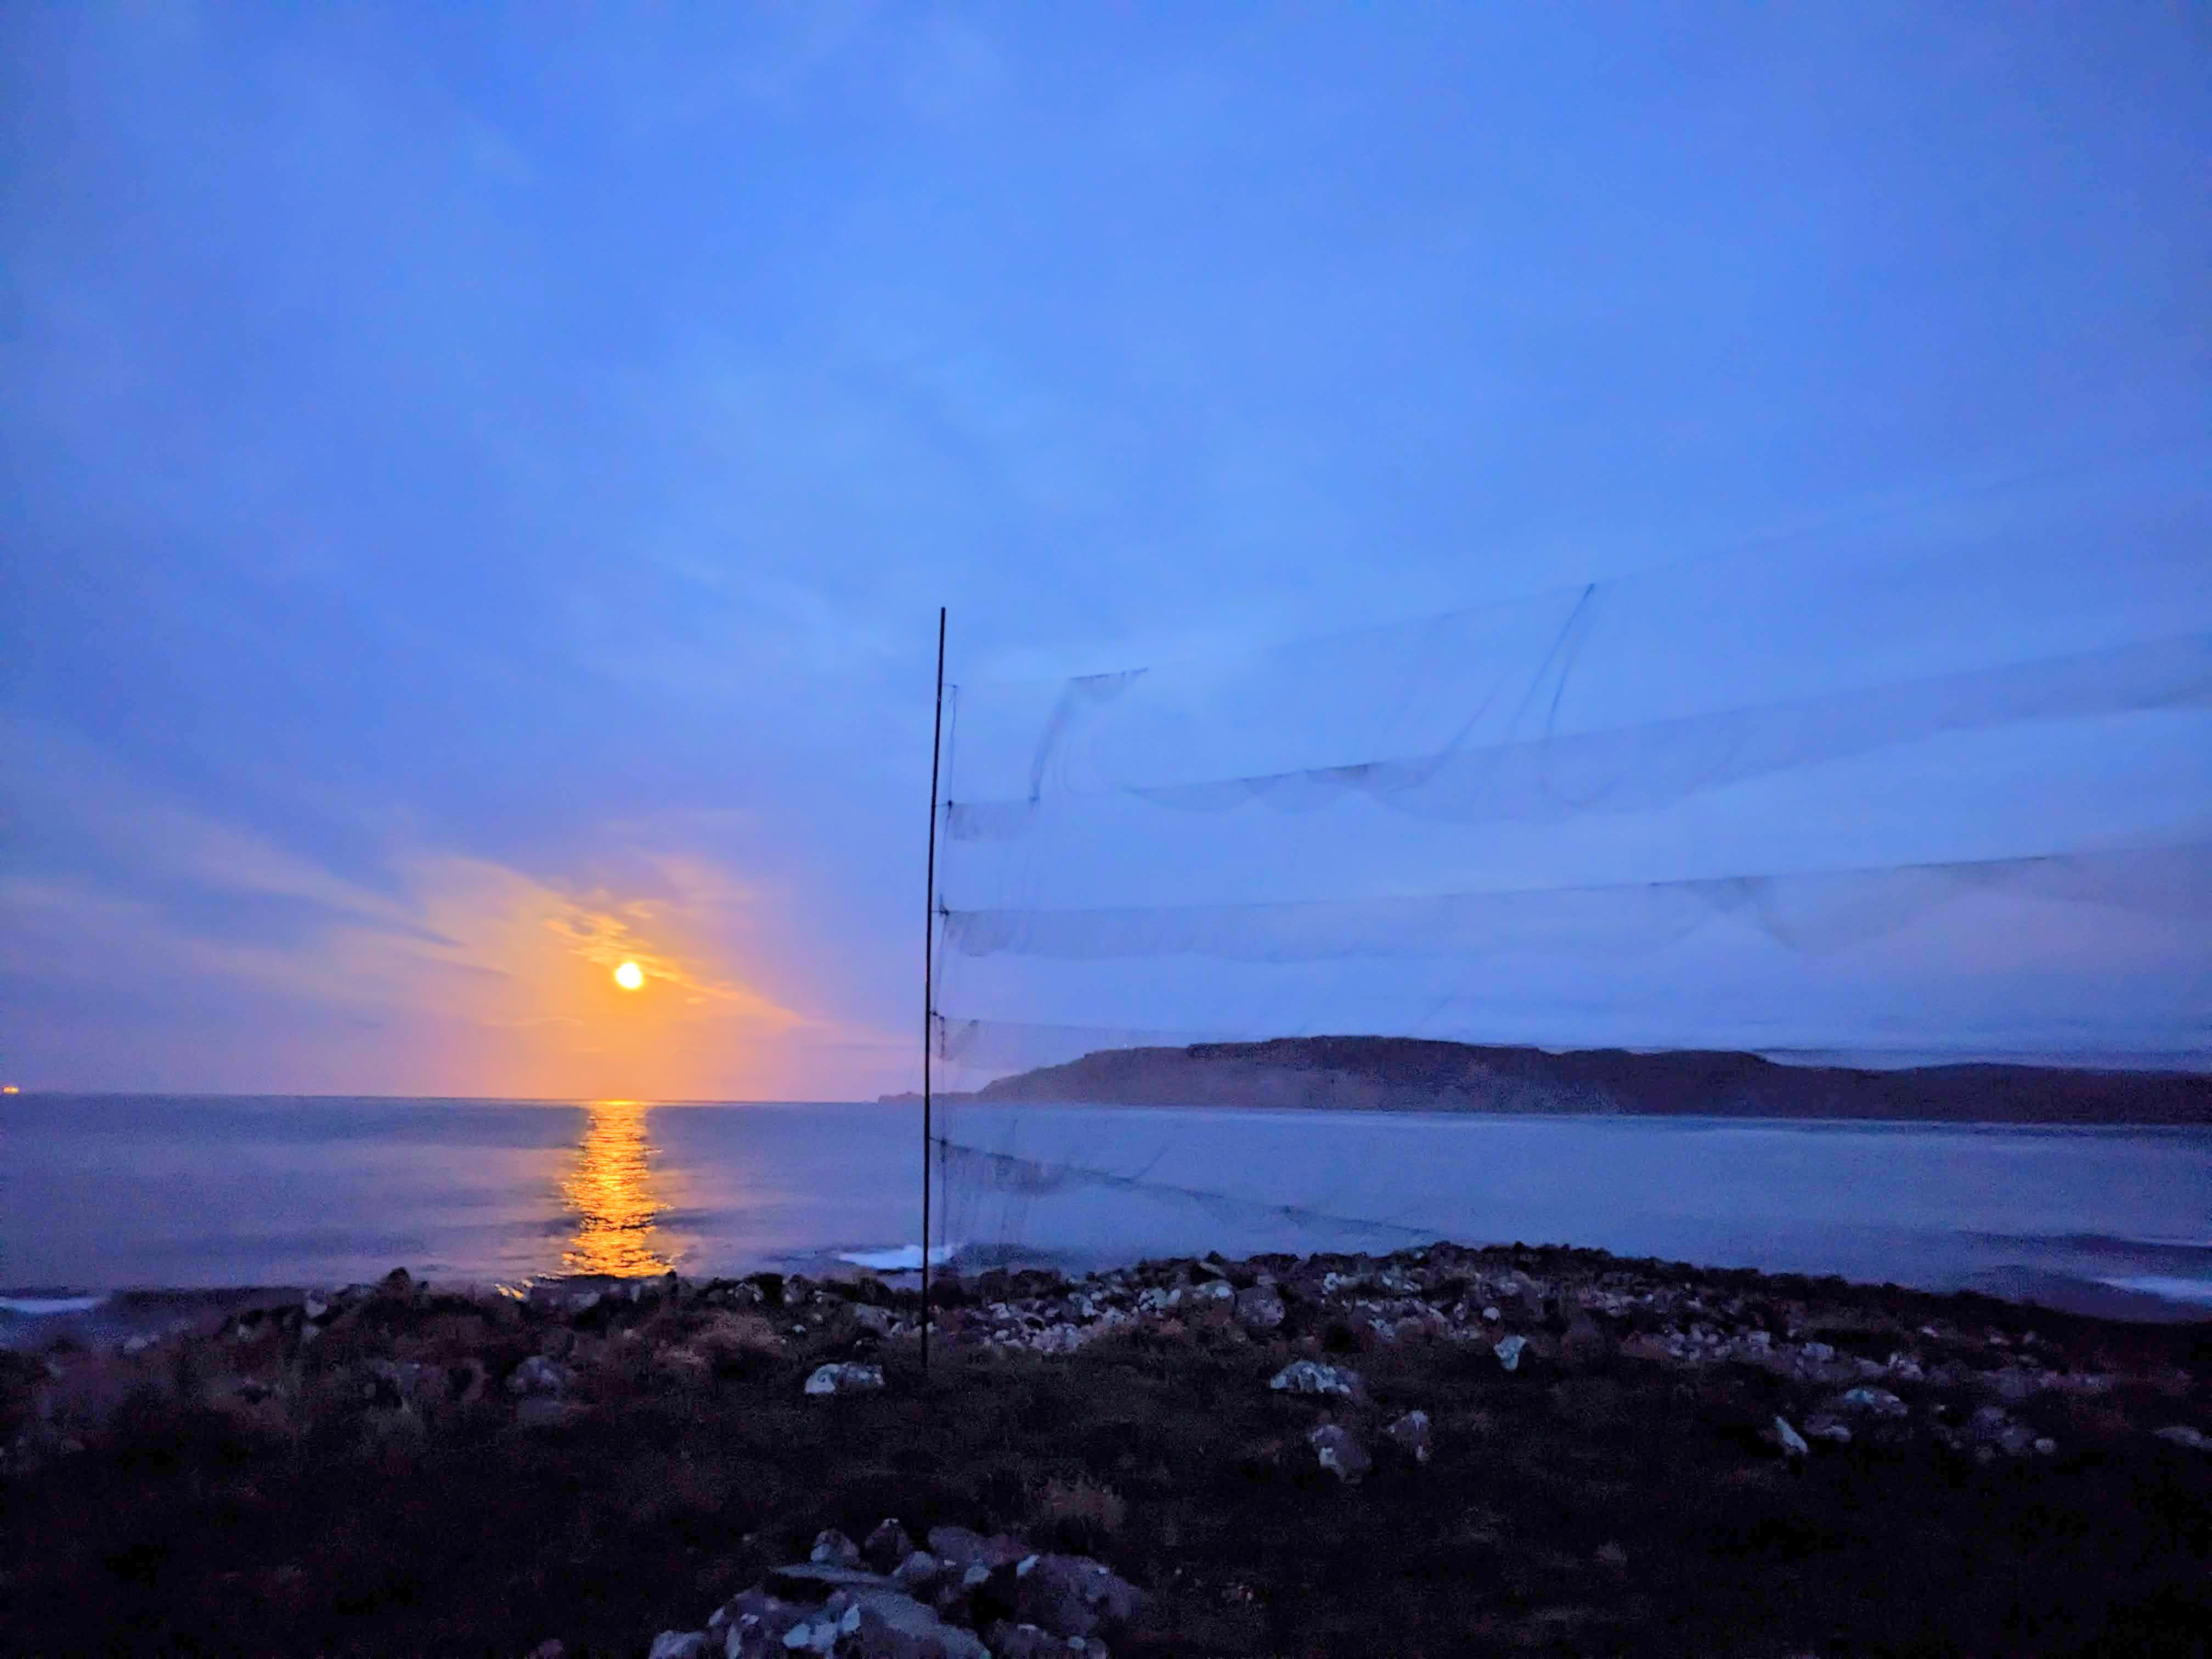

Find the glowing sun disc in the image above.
[{"left": 613, "top": 961, "right": 645, "bottom": 991}]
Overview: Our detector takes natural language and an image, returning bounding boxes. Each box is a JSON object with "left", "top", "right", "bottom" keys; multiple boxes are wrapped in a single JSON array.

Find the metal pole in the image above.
[{"left": 921, "top": 607, "right": 946, "bottom": 1375}]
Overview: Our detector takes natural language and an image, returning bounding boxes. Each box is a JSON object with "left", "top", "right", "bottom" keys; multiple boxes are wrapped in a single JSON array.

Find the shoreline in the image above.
[{"left": 4, "top": 1239, "right": 2209, "bottom": 1655}]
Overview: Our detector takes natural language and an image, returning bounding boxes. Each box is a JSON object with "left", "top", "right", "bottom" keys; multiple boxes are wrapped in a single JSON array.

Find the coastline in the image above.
[
  {"left": 893, "top": 1036, "right": 2212, "bottom": 1124},
  {"left": 5, "top": 1240, "right": 2208, "bottom": 1656}
]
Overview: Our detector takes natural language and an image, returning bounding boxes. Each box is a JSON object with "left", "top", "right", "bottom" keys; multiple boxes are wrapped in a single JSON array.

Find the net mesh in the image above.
[{"left": 925, "top": 524, "right": 2212, "bottom": 1266}]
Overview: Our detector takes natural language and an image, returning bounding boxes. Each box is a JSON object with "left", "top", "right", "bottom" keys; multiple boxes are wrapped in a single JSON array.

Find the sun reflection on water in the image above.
[{"left": 561, "top": 1099, "right": 671, "bottom": 1277}]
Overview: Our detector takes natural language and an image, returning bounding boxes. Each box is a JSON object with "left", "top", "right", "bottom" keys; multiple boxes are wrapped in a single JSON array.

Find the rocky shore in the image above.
[{"left": 4, "top": 1242, "right": 2209, "bottom": 1655}]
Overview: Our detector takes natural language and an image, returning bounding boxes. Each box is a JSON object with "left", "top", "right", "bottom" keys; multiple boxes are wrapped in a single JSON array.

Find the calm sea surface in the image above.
[{"left": 3, "top": 1095, "right": 2208, "bottom": 1331}]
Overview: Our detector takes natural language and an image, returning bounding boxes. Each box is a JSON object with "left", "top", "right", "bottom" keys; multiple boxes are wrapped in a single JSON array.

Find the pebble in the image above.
[
  {"left": 803, "top": 1363, "right": 884, "bottom": 1398},
  {"left": 1268, "top": 1359, "right": 1363, "bottom": 1397},
  {"left": 1309, "top": 1423, "right": 1372, "bottom": 1483},
  {"left": 810, "top": 1530, "right": 860, "bottom": 1568},
  {"left": 1833, "top": 1386, "right": 1909, "bottom": 1419},
  {"left": 1387, "top": 1409, "right": 1433, "bottom": 1464}
]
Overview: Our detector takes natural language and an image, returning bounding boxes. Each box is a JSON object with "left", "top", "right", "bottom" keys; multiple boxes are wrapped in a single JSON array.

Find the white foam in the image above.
[
  {"left": 0, "top": 1295, "right": 107, "bottom": 1316},
  {"left": 2096, "top": 1276, "right": 2212, "bottom": 1307},
  {"left": 834, "top": 1243, "right": 962, "bottom": 1272}
]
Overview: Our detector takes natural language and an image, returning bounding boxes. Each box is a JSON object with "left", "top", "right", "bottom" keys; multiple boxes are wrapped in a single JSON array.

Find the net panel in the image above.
[{"left": 924, "top": 519, "right": 2212, "bottom": 1267}]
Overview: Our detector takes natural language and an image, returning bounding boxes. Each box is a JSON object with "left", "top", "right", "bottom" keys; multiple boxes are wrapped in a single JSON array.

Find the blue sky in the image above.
[{"left": 3, "top": 3, "right": 2207, "bottom": 1097}]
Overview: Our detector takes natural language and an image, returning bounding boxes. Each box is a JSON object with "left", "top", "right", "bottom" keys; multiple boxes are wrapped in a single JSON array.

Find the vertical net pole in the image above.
[{"left": 921, "top": 606, "right": 946, "bottom": 1376}]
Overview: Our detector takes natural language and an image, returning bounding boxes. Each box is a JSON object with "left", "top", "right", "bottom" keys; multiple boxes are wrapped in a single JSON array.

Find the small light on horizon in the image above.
[
  {"left": 1, "top": 1085, "right": 17, "bottom": 1094},
  {"left": 613, "top": 961, "right": 645, "bottom": 991}
]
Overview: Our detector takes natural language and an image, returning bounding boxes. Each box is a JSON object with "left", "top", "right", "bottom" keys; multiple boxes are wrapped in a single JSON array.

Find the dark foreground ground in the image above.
[{"left": 3, "top": 1243, "right": 2209, "bottom": 1657}]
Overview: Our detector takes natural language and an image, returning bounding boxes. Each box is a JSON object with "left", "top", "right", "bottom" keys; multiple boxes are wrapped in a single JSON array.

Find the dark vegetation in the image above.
[
  {"left": 910, "top": 1036, "right": 2212, "bottom": 1123},
  {"left": 2, "top": 1248, "right": 2208, "bottom": 1656}
]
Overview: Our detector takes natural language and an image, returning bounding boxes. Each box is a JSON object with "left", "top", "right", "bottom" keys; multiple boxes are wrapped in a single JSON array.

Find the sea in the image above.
[{"left": 3, "top": 1093, "right": 2209, "bottom": 1347}]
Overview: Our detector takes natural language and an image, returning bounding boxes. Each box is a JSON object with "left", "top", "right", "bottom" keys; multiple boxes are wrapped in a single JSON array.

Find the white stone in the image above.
[
  {"left": 1769, "top": 1417, "right": 1809, "bottom": 1458},
  {"left": 1493, "top": 1335, "right": 1528, "bottom": 1372},
  {"left": 2153, "top": 1425, "right": 2210, "bottom": 1451},
  {"left": 1269, "top": 1359, "right": 1363, "bottom": 1397},
  {"left": 1835, "top": 1386, "right": 1909, "bottom": 1419},
  {"left": 803, "top": 1362, "right": 884, "bottom": 1397}
]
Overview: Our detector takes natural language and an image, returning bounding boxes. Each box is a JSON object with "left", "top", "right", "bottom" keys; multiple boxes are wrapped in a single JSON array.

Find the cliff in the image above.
[{"left": 888, "top": 1036, "right": 2211, "bottom": 1124}]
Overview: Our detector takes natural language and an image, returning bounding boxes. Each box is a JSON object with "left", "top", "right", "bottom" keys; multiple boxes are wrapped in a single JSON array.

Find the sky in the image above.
[{"left": 3, "top": 3, "right": 2207, "bottom": 1099}]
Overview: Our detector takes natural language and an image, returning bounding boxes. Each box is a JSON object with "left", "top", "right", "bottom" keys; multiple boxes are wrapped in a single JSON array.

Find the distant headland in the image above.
[{"left": 882, "top": 1036, "right": 2212, "bottom": 1125}]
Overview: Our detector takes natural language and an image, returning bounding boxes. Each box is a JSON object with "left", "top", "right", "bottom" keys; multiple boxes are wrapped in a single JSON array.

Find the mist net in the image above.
[{"left": 923, "top": 526, "right": 2212, "bottom": 1269}]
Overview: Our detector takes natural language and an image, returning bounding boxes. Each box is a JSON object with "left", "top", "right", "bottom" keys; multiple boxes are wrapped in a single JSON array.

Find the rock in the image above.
[
  {"left": 803, "top": 1362, "right": 884, "bottom": 1397},
  {"left": 1482, "top": 1306, "right": 1501, "bottom": 1322},
  {"left": 1268, "top": 1359, "right": 1363, "bottom": 1398},
  {"left": 506, "top": 1355, "right": 571, "bottom": 1398},
  {"left": 1560, "top": 1314, "right": 1610, "bottom": 1368},
  {"left": 852, "top": 1304, "right": 899, "bottom": 1336},
  {"left": 121, "top": 1333, "right": 159, "bottom": 1356},
  {"left": 811, "top": 1529, "right": 861, "bottom": 1568},
  {"left": 761, "top": 1561, "right": 893, "bottom": 1599},
  {"left": 379, "top": 1267, "right": 415, "bottom": 1299},
  {"left": 989, "top": 1552, "right": 1148, "bottom": 1640},
  {"left": 926, "top": 1526, "right": 1026, "bottom": 1576},
  {"left": 647, "top": 1633, "right": 707, "bottom": 1659},
  {"left": 840, "top": 1586, "right": 991, "bottom": 1658},
  {"left": 1308, "top": 1423, "right": 1373, "bottom": 1484},
  {"left": 1802, "top": 1413, "right": 1852, "bottom": 1445},
  {"left": 526, "top": 1642, "right": 564, "bottom": 1659},
  {"left": 1493, "top": 1335, "right": 1529, "bottom": 1372},
  {"left": 862, "top": 1519, "right": 914, "bottom": 1573},
  {"left": 2153, "top": 1425, "right": 2210, "bottom": 1451},
  {"left": 889, "top": 1550, "right": 943, "bottom": 1594},
  {"left": 710, "top": 1588, "right": 804, "bottom": 1651},
  {"left": 1235, "top": 1285, "right": 1286, "bottom": 1331},
  {"left": 1802, "top": 1341, "right": 1836, "bottom": 1362},
  {"left": 2034, "top": 1437, "right": 2056, "bottom": 1455},
  {"left": 1386, "top": 1409, "right": 1432, "bottom": 1464},
  {"left": 1765, "top": 1416, "right": 1810, "bottom": 1458},
  {"left": 1832, "top": 1386, "right": 1909, "bottom": 1419},
  {"left": 1594, "top": 1541, "right": 1629, "bottom": 1567}
]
